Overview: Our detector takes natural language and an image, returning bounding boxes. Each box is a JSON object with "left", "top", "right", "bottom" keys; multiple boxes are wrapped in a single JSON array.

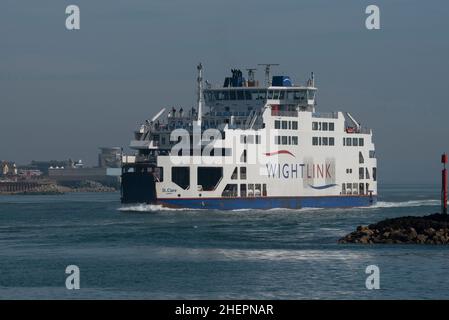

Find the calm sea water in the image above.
[{"left": 0, "top": 184, "right": 447, "bottom": 299}]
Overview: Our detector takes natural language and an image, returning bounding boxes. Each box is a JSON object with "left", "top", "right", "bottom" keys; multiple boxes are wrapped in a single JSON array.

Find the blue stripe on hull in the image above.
[{"left": 157, "top": 196, "right": 377, "bottom": 210}]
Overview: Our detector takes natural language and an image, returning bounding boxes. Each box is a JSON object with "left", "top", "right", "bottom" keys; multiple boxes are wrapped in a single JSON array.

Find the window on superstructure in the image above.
[
  {"left": 312, "top": 122, "right": 318, "bottom": 131},
  {"left": 282, "top": 121, "right": 288, "bottom": 129},
  {"left": 288, "top": 136, "right": 292, "bottom": 145},
  {"left": 365, "top": 168, "right": 370, "bottom": 179},
  {"left": 224, "top": 91, "right": 230, "bottom": 100},
  {"left": 359, "top": 138, "right": 364, "bottom": 146},
  {"left": 240, "top": 184, "right": 247, "bottom": 197},
  {"left": 293, "top": 90, "right": 301, "bottom": 100},
  {"left": 359, "top": 183, "right": 365, "bottom": 195},
  {"left": 329, "top": 137, "right": 335, "bottom": 146},
  {"left": 292, "top": 136, "right": 298, "bottom": 145},
  {"left": 255, "top": 184, "right": 262, "bottom": 197},
  {"left": 222, "top": 184, "right": 238, "bottom": 197},
  {"left": 369, "top": 150, "right": 375, "bottom": 158},
  {"left": 245, "top": 91, "right": 252, "bottom": 100},
  {"left": 248, "top": 184, "right": 255, "bottom": 197},
  {"left": 274, "top": 120, "right": 280, "bottom": 130},
  {"left": 198, "top": 167, "right": 223, "bottom": 191},
  {"left": 359, "top": 167, "right": 364, "bottom": 180},
  {"left": 240, "top": 135, "right": 247, "bottom": 144},
  {"left": 352, "top": 183, "right": 358, "bottom": 195},
  {"left": 237, "top": 90, "right": 244, "bottom": 100},
  {"left": 251, "top": 91, "right": 259, "bottom": 100},
  {"left": 346, "top": 138, "right": 352, "bottom": 146},
  {"left": 359, "top": 152, "right": 364, "bottom": 164},
  {"left": 267, "top": 90, "right": 273, "bottom": 99},
  {"left": 172, "top": 167, "right": 190, "bottom": 190},
  {"left": 255, "top": 135, "right": 261, "bottom": 144},
  {"left": 231, "top": 167, "right": 238, "bottom": 180},
  {"left": 247, "top": 135, "right": 254, "bottom": 144},
  {"left": 373, "top": 167, "right": 377, "bottom": 181},
  {"left": 353, "top": 138, "right": 358, "bottom": 146},
  {"left": 279, "top": 91, "right": 285, "bottom": 100},
  {"left": 322, "top": 123, "right": 328, "bottom": 131},
  {"left": 230, "top": 91, "right": 236, "bottom": 100},
  {"left": 322, "top": 137, "right": 328, "bottom": 146},
  {"left": 329, "top": 123, "right": 335, "bottom": 131},
  {"left": 312, "top": 137, "right": 319, "bottom": 146},
  {"left": 307, "top": 90, "right": 315, "bottom": 100},
  {"left": 274, "top": 136, "right": 280, "bottom": 145},
  {"left": 282, "top": 136, "right": 288, "bottom": 145},
  {"left": 292, "top": 121, "right": 298, "bottom": 130},
  {"left": 262, "top": 184, "right": 267, "bottom": 197},
  {"left": 240, "top": 150, "right": 247, "bottom": 163},
  {"left": 273, "top": 91, "right": 280, "bottom": 99},
  {"left": 240, "top": 167, "right": 247, "bottom": 180},
  {"left": 342, "top": 184, "right": 346, "bottom": 195}
]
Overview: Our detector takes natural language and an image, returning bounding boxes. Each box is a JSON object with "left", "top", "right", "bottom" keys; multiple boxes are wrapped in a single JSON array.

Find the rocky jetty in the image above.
[
  {"left": 19, "top": 183, "right": 64, "bottom": 195},
  {"left": 64, "top": 180, "right": 116, "bottom": 193},
  {"left": 339, "top": 213, "right": 449, "bottom": 244},
  {"left": 10, "top": 180, "right": 117, "bottom": 195}
]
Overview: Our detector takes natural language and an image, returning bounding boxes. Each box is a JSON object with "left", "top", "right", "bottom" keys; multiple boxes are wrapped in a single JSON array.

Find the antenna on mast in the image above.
[
  {"left": 246, "top": 68, "right": 257, "bottom": 82},
  {"left": 246, "top": 68, "right": 257, "bottom": 87},
  {"left": 196, "top": 63, "right": 203, "bottom": 126},
  {"left": 257, "top": 63, "right": 279, "bottom": 86}
]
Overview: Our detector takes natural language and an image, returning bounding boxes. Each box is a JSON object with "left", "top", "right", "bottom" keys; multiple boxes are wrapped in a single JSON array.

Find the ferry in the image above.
[{"left": 121, "top": 64, "right": 377, "bottom": 209}]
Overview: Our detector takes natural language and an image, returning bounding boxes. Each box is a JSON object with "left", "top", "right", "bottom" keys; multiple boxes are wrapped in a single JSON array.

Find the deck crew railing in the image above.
[{"left": 312, "top": 112, "right": 338, "bottom": 119}]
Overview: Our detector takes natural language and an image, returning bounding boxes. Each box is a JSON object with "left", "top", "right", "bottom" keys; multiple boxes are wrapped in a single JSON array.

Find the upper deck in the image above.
[
  {"left": 204, "top": 86, "right": 316, "bottom": 107},
  {"left": 128, "top": 66, "right": 372, "bottom": 154}
]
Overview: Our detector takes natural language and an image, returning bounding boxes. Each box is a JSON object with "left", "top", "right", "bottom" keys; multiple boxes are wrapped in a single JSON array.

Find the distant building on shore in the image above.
[
  {"left": 2, "top": 147, "right": 122, "bottom": 188},
  {"left": 27, "top": 160, "right": 72, "bottom": 175},
  {"left": 1, "top": 161, "right": 17, "bottom": 176},
  {"left": 47, "top": 147, "right": 122, "bottom": 187},
  {"left": 98, "top": 147, "right": 122, "bottom": 168}
]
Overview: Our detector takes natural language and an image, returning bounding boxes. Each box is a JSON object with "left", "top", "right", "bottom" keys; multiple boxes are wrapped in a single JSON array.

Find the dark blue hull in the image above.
[{"left": 157, "top": 195, "right": 377, "bottom": 210}]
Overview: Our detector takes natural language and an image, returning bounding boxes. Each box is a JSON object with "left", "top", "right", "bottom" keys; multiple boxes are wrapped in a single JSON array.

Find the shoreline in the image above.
[{"left": 0, "top": 180, "right": 118, "bottom": 195}]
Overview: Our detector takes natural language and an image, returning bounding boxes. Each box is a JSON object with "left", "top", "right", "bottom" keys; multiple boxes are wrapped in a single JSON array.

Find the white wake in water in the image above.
[
  {"left": 118, "top": 204, "right": 196, "bottom": 212},
  {"left": 118, "top": 199, "right": 440, "bottom": 212},
  {"left": 371, "top": 199, "right": 439, "bottom": 208}
]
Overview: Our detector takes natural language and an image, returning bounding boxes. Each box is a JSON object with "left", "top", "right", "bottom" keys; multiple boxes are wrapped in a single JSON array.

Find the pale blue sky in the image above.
[{"left": 1, "top": 0, "right": 448, "bottom": 183}]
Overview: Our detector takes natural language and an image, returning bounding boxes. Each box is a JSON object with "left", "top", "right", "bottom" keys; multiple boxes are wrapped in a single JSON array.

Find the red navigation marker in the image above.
[{"left": 442, "top": 154, "right": 448, "bottom": 214}]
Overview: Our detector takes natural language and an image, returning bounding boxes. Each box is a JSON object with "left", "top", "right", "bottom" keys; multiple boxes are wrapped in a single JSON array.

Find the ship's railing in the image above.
[
  {"left": 312, "top": 112, "right": 338, "bottom": 119},
  {"left": 345, "top": 127, "right": 372, "bottom": 134},
  {"left": 209, "top": 111, "right": 252, "bottom": 117},
  {"left": 271, "top": 110, "right": 298, "bottom": 117},
  {"left": 132, "top": 154, "right": 159, "bottom": 163}
]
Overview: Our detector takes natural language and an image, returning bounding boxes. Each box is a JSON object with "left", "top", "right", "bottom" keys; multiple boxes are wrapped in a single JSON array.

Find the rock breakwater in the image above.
[{"left": 339, "top": 214, "right": 449, "bottom": 244}]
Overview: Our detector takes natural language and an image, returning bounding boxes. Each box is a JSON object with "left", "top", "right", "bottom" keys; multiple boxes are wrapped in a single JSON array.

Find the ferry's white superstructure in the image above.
[{"left": 121, "top": 64, "right": 377, "bottom": 209}]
